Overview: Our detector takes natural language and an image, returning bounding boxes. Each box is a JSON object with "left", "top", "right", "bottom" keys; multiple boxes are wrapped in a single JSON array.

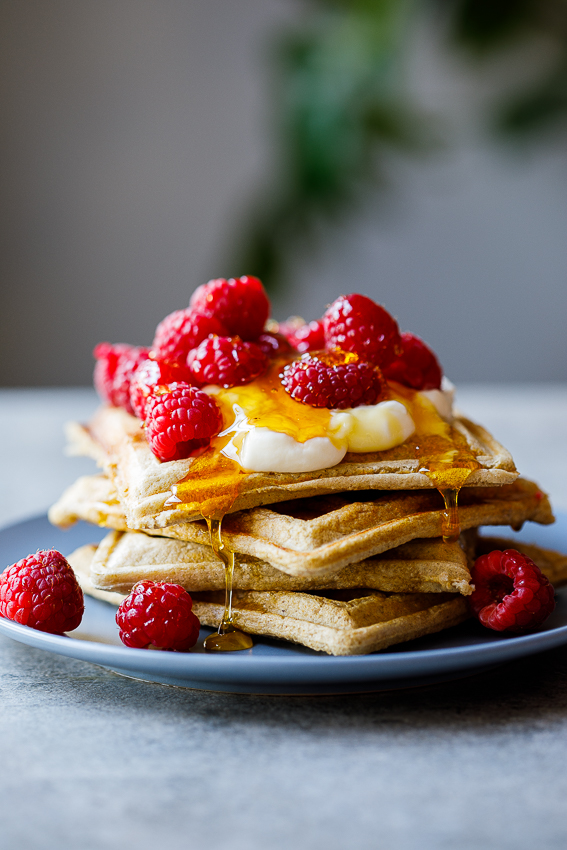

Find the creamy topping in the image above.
[
  {"left": 215, "top": 398, "right": 417, "bottom": 473},
  {"left": 419, "top": 377, "right": 455, "bottom": 422},
  {"left": 203, "top": 364, "right": 455, "bottom": 475}
]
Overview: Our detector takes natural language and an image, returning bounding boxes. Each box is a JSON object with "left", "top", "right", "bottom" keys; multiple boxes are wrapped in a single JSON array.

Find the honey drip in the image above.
[
  {"left": 203, "top": 517, "right": 253, "bottom": 652},
  {"left": 389, "top": 386, "right": 482, "bottom": 541}
]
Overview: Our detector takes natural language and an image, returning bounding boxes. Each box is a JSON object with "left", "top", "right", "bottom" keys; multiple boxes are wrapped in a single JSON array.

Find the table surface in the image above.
[{"left": 1, "top": 385, "right": 566, "bottom": 850}]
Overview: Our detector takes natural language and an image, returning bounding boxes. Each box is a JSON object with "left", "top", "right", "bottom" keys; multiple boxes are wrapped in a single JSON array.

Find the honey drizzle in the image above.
[
  {"left": 203, "top": 517, "right": 253, "bottom": 652},
  {"left": 390, "top": 386, "right": 482, "bottom": 541}
]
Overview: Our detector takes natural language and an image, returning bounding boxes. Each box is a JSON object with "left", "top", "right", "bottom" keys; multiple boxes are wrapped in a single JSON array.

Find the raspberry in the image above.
[
  {"left": 189, "top": 275, "right": 270, "bottom": 340},
  {"left": 323, "top": 294, "right": 402, "bottom": 367},
  {"left": 145, "top": 384, "right": 222, "bottom": 462},
  {"left": 129, "top": 357, "right": 194, "bottom": 421},
  {"left": 187, "top": 335, "right": 268, "bottom": 388},
  {"left": 116, "top": 580, "right": 200, "bottom": 650},
  {"left": 94, "top": 343, "right": 150, "bottom": 414},
  {"left": 470, "top": 549, "right": 555, "bottom": 633},
  {"left": 280, "top": 354, "right": 385, "bottom": 409},
  {"left": 0, "top": 550, "right": 84, "bottom": 634},
  {"left": 152, "top": 308, "right": 227, "bottom": 364},
  {"left": 254, "top": 331, "right": 292, "bottom": 359},
  {"left": 383, "top": 332, "right": 442, "bottom": 391},
  {"left": 285, "top": 319, "right": 325, "bottom": 353}
]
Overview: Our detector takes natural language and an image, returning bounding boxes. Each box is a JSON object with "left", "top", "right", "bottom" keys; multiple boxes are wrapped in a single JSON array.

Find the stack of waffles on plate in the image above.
[{"left": 49, "top": 282, "right": 566, "bottom": 654}]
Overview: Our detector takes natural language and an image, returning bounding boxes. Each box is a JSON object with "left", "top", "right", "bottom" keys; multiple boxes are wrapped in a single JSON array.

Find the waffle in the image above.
[
  {"left": 50, "top": 473, "right": 553, "bottom": 577},
  {"left": 68, "top": 536, "right": 567, "bottom": 656},
  {"left": 65, "top": 405, "right": 518, "bottom": 529},
  {"left": 87, "top": 528, "right": 475, "bottom": 595},
  {"left": 67, "top": 541, "right": 469, "bottom": 655}
]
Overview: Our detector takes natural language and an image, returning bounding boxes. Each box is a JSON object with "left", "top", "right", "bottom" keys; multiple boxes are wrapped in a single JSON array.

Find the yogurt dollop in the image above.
[{"left": 220, "top": 399, "right": 417, "bottom": 473}]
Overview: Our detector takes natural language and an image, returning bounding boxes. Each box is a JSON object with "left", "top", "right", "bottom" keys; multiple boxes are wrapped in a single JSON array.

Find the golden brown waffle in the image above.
[
  {"left": 88, "top": 529, "right": 474, "bottom": 595},
  {"left": 65, "top": 405, "right": 518, "bottom": 529},
  {"left": 67, "top": 542, "right": 469, "bottom": 655},
  {"left": 191, "top": 590, "right": 469, "bottom": 655},
  {"left": 68, "top": 535, "right": 567, "bottom": 656},
  {"left": 51, "top": 473, "right": 553, "bottom": 577},
  {"left": 49, "top": 474, "right": 127, "bottom": 530}
]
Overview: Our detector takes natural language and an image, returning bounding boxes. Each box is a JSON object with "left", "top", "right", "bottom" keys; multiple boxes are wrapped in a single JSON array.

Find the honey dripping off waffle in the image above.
[{"left": 96, "top": 284, "right": 477, "bottom": 651}]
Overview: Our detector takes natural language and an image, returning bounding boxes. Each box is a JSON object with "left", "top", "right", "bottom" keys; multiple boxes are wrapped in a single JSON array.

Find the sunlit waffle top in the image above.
[
  {"left": 50, "top": 473, "right": 551, "bottom": 577},
  {"left": 65, "top": 405, "right": 518, "bottom": 529},
  {"left": 87, "top": 529, "right": 475, "bottom": 596}
]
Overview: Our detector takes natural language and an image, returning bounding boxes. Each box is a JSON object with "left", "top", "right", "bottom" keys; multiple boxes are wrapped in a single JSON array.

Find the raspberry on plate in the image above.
[
  {"left": 93, "top": 342, "right": 150, "bottom": 415},
  {"left": 284, "top": 319, "right": 325, "bottom": 353},
  {"left": 116, "top": 580, "right": 200, "bottom": 650},
  {"left": 145, "top": 383, "right": 222, "bottom": 462},
  {"left": 323, "top": 294, "right": 402, "bottom": 368},
  {"left": 189, "top": 275, "right": 270, "bottom": 340},
  {"left": 129, "top": 357, "right": 194, "bottom": 421},
  {"left": 280, "top": 354, "right": 385, "bottom": 409},
  {"left": 0, "top": 550, "right": 84, "bottom": 634},
  {"left": 383, "top": 332, "right": 442, "bottom": 391},
  {"left": 470, "top": 548, "right": 556, "bottom": 633},
  {"left": 187, "top": 335, "right": 268, "bottom": 388},
  {"left": 152, "top": 308, "right": 227, "bottom": 364}
]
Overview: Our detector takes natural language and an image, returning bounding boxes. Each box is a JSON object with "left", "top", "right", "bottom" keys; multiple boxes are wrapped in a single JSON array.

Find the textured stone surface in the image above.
[
  {"left": 2, "top": 633, "right": 567, "bottom": 850},
  {"left": 1, "top": 388, "right": 567, "bottom": 849}
]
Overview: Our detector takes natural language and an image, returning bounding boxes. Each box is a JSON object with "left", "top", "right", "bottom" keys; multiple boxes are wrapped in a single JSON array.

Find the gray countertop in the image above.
[{"left": 1, "top": 386, "right": 567, "bottom": 850}]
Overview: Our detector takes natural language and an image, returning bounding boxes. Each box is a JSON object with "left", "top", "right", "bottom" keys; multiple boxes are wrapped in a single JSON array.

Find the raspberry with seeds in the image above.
[
  {"left": 323, "top": 294, "right": 401, "bottom": 367},
  {"left": 152, "top": 308, "right": 227, "bottom": 364},
  {"left": 383, "top": 332, "right": 443, "bottom": 391},
  {"left": 94, "top": 343, "right": 150, "bottom": 415},
  {"left": 470, "top": 548, "right": 555, "bottom": 633},
  {"left": 145, "top": 384, "right": 222, "bottom": 462},
  {"left": 187, "top": 335, "right": 268, "bottom": 388},
  {"left": 129, "top": 357, "right": 194, "bottom": 421},
  {"left": 0, "top": 549, "right": 84, "bottom": 634},
  {"left": 285, "top": 319, "right": 325, "bottom": 353},
  {"left": 116, "top": 580, "right": 200, "bottom": 650},
  {"left": 280, "top": 355, "right": 385, "bottom": 409},
  {"left": 190, "top": 275, "right": 270, "bottom": 340}
]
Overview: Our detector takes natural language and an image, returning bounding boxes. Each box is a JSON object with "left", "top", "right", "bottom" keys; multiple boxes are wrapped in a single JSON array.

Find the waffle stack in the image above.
[{"left": 48, "top": 403, "right": 565, "bottom": 655}]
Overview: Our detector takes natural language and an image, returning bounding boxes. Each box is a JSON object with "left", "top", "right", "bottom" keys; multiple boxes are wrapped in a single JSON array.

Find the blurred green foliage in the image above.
[{"left": 231, "top": 0, "right": 567, "bottom": 292}]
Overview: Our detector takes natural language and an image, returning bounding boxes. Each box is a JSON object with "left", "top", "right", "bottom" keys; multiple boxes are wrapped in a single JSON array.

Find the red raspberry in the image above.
[
  {"left": 189, "top": 275, "right": 270, "bottom": 340},
  {"left": 0, "top": 550, "right": 84, "bottom": 634},
  {"left": 145, "top": 384, "right": 222, "bottom": 462},
  {"left": 285, "top": 319, "right": 325, "bottom": 353},
  {"left": 93, "top": 343, "right": 150, "bottom": 414},
  {"left": 129, "top": 357, "right": 195, "bottom": 421},
  {"left": 280, "top": 355, "right": 385, "bottom": 409},
  {"left": 254, "top": 331, "right": 292, "bottom": 359},
  {"left": 383, "top": 332, "right": 442, "bottom": 391},
  {"left": 323, "top": 294, "right": 402, "bottom": 367},
  {"left": 470, "top": 549, "right": 555, "bottom": 633},
  {"left": 152, "top": 308, "right": 227, "bottom": 364},
  {"left": 187, "top": 335, "right": 268, "bottom": 388},
  {"left": 116, "top": 580, "right": 200, "bottom": 650}
]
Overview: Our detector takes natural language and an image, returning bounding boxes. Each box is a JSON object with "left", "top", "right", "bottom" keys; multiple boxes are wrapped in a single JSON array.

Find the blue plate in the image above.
[{"left": 0, "top": 514, "right": 566, "bottom": 694}]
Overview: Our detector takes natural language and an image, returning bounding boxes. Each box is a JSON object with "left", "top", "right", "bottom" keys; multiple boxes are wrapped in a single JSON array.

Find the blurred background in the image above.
[{"left": 1, "top": 0, "right": 566, "bottom": 387}]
